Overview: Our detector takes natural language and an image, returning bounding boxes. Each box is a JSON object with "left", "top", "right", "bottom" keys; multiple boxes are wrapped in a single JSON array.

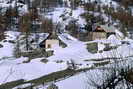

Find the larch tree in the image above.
[
  {"left": 41, "top": 18, "right": 53, "bottom": 33},
  {"left": 19, "top": 13, "right": 32, "bottom": 51}
]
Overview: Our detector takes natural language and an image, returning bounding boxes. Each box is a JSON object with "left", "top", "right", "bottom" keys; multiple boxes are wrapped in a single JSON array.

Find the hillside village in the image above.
[{"left": 0, "top": 0, "right": 133, "bottom": 89}]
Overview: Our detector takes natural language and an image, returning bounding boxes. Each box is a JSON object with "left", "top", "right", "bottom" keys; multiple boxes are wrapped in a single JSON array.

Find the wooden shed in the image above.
[{"left": 45, "top": 39, "right": 59, "bottom": 49}]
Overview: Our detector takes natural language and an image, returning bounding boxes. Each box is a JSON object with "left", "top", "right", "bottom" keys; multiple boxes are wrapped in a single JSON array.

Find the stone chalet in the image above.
[{"left": 88, "top": 24, "right": 116, "bottom": 41}]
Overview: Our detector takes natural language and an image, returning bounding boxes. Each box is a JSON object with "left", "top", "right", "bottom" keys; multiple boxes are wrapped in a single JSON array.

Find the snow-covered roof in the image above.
[
  {"left": 38, "top": 33, "right": 49, "bottom": 43},
  {"left": 100, "top": 24, "right": 116, "bottom": 33}
]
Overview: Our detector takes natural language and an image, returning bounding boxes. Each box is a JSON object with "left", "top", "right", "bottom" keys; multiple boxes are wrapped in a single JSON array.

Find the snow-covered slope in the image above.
[
  {"left": 0, "top": 58, "right": 67, "bottom": 84},
  {"left": 0, "top": 0, "right": 132, "bottom": 88},
  {"left": 0, "top": 0, "right": 28, "bottom": 14}
]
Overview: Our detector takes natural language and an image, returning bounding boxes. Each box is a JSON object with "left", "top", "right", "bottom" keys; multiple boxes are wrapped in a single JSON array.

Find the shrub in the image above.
[{"left": 86, "top": 42, "right": 98, "bottom": 53}]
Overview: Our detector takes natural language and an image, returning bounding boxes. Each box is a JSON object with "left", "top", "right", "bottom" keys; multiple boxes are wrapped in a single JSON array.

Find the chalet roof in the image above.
[
  {"left": 38, "top": 33, "right": 49, "bottom": 43},
  {"left": 100, "top": 24, "right": 116, "bottom": 33},
  {"left": 39, "top": 32, "right": 58, "bottom": 45},
  {"left": 47, "top": 32, "right": 58, "bottom": 39}
]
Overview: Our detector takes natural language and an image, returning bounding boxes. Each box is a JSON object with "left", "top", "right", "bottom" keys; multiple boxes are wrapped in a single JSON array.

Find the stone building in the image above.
[{"left": 88, "top": 24, "right": 116, "bottom": 41}]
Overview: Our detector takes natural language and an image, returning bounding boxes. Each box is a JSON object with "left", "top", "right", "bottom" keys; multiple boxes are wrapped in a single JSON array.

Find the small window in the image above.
[{"left": 48, "top": 44, "right": 51, "bottom": 48}]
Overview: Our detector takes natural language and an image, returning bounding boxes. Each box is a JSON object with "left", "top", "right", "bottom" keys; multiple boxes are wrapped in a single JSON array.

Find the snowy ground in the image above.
[
  {"left": 0, "top": 32, "right": 68, "bottom": 84},
  {"left": 0, "top": 0, "right": 132, "bottom": 89},
  {"left": 34, "top": 56, "right": 133, "bottom": 89},
  {"left": 56, "top": 73, "right": 87, "bottom": 89},
  {"left": 45, "top": 6, "right": 86, "bottom": 30},
  {"left": 41, "top": 56, "right": 133, "bottom": 89},
  {"left": 48, "top": 32, "right": 133, "bottom": 64},
  {"left": 0, "top": 30, "right": 133, "bottom": 86},
  {"left": 0, "top": 58, "right": 67, "bottom": 84}
]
